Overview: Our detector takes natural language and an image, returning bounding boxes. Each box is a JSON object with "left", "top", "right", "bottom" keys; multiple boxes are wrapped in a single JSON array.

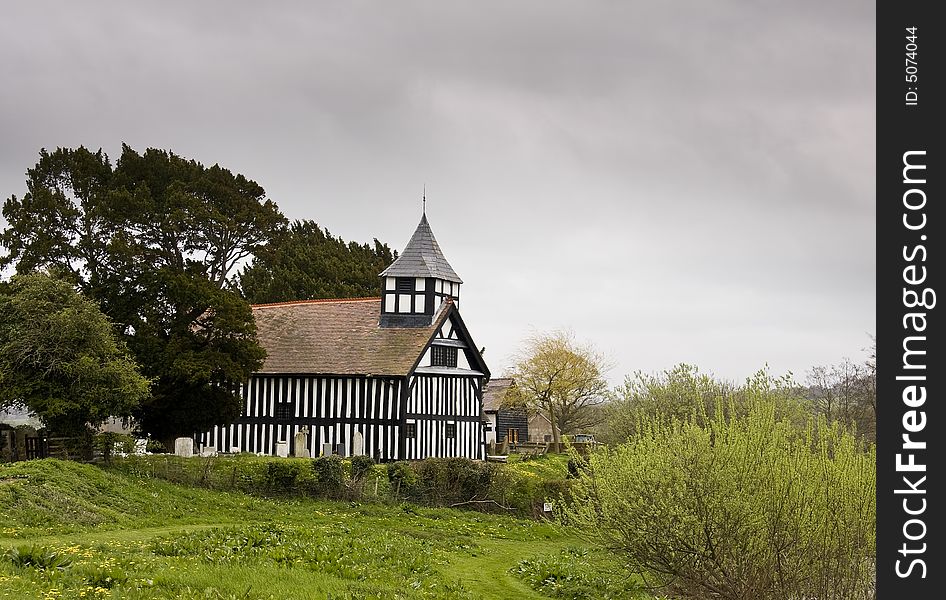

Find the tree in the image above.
[
  {"left": 805, "top": 349, "right": 876, "bottom": 442},
  {"left": 562, "top": 379, "right": 876, "bottom": 600},
  {"left": 507, "top": 331, "right": 610, "bottom": 448},
  {"left": 601, "top": 364, "right": 808, "bottom": 444},
  {"left": 0, "top": 273, "right": 150, "bottom": 437},
  {"left": 238, "top": 219, "right": 395, "bottom": 303},
  {"left": 1, "top": 146, "right": 280, "bottom": 443}
]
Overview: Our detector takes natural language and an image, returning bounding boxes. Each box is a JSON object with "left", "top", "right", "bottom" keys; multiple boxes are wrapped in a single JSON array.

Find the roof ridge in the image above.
[{"left": 252, "top": 297, "right": 381, "bottom": 309}]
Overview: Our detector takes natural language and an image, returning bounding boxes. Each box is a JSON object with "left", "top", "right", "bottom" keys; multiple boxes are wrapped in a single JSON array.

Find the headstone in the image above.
[
  {"left": 174, "top": 437, "right": 193, "bottom": 457},
  {"left": 294, "top": 427, "right": 310, "bottom": 458},
  {"left": 134, "top": 439, "right": 148, "bottom": 455},
  {"left": 336, "top": 442, "right": 347, "bottom": 458},
  {"left": 322, "top": 442, "right": 333, "bottom": 457},
  {"left": 351, "top": 430, "right": 364, "bottom": 456},
  {"left": 275, "top": 440, "right": 289, "bottom": 458},
  {"left": 230, "top": 446, "right": 241, "bottom": 454},
  {"left": 200, "top": 446, "right": 217, "bottom": 457}
]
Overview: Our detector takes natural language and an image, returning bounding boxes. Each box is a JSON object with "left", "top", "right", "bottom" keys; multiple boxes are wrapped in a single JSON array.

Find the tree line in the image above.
[{"left": 0, "top": 145, "right": 394, "bottom": 448}]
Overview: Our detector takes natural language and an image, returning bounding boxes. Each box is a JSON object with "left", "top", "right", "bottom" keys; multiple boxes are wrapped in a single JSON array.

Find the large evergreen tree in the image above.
[
  {"left": 239, "top": 219, "right": 395, "bottom": 304},
  {"left": 1, "top": 145, "right": 282, "bottom": 443}
]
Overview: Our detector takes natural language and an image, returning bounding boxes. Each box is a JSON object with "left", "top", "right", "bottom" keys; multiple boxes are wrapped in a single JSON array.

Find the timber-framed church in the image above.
[{"left": 200, "top": 213, "right": 490, "bottom": 460}]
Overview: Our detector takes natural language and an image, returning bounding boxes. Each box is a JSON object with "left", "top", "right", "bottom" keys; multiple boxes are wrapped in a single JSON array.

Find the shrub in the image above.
[
  {"left": 386, "top": 461, "right": 416, "bottom": 497},
  {"left": 408, "top": 458, "right": 495, "bottom": 506},
  {"left": 264, "top": 460, "right": 304, "bottom": 493},
  {"left": 562, "top": 386, "right": 876, "bottom": 600},
  {"left": 311, "top": 455, "right": 346, "bottom": 498},
  {"left": 350, "top": 455, "right": 375, "bottom": 481},
  {"left": 146, "top": 439, "right": 168, "bottom": 454},
  {"left": 93, "top": 432, "right": 137, "bottom": 462}
]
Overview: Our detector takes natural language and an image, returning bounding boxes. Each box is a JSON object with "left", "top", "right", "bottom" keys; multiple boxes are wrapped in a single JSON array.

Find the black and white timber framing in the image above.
[{"left": 199, "top": 212, "right": 491, "bottom": 460}]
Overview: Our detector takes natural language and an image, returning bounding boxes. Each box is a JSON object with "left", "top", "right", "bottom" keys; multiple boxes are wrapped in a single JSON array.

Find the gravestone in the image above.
[
  {"left": 199, "top": 445, "right": 217, "bottom": 457},
  {"left": 322, "top": 442, "right": 333, "bottom": 457},
  {"left": 336, "top": 442, "right": 348, "bottom": 458},
  {"left": 351, "top": 430, "right": 364, "bottom": 456},
  {"left": 134, "top": 439, "right": 148, "bottom": 455},
  {"left": 275, "top": 441, "right": 289, "bottom": 458},
  {"left": 230, "top": 446, "right": 241, "bottom": 454},
  {"left": 293, "top": 427, "right": 310, "bottom": 458},
  {"left": 174, "top": 437, "right": 193, "bottom": 457}
]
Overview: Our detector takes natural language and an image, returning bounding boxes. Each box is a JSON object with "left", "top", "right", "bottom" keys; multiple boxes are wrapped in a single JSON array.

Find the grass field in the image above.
[{"left": 0, "top": 459, "right": 648, "bottom": 599}]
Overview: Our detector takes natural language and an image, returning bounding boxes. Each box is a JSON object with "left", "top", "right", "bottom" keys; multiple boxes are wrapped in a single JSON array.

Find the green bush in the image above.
[
  {"left": 93, "top": 432, "right": 137, "bottom": 462},
  {"left": 386, "top": 461, "right": 416, "bottom": 496},
  {"left": 350, "top": 454, "right": 375, "bottom": 481},
  {"left": 562, "top": 383, "right": 876, "bottom": 600},
  {"left": 311, "top": 455, "right": 346, "bottom": 498},
  {"left": 264, "top": 460, "right": 304, "bottom": 493},
  {"left": 399, "top": 458, "right": 496, "bottom": 506}
]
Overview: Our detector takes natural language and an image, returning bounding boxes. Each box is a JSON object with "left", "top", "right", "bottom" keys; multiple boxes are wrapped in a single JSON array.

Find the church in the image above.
[{"left": 199, "top": 212, "right": 490, "bottom": 460}]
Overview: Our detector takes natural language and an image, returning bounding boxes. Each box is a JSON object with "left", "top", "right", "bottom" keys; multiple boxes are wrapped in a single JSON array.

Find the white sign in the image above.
[{"left": 543, "top": 502, "right": 553, "bottom": 513}]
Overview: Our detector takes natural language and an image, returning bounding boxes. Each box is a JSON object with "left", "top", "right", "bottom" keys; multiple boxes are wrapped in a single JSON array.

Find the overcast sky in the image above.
[{"left": 1, "top": 1, "right": 874, "bottom": 384}]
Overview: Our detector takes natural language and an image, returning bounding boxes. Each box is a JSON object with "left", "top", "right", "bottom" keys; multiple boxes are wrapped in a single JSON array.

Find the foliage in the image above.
[
  {"left": 239, "top": 220, "right": 395, "bottom": 303},
  {"left": 92, "top": 432, "right": 137, "bottom": 463},
  {"left": 0, "top": 458, "right": 597, "bottom": 600},
  {"left": 512, "top": 546, "right": 648, "bottom": 599},
  {"left": 0, "top": 273, "right": 150, "bottom": 437},
  {"left": 805, "top": 340, "right": 876, "bottom": 441},
  {"left": 4, "top": 545, "right": 72, "bottom": 570},
  {"left": 350, "top": 454, "right": 375, "bottom": 481},
  {"left": 1, "top": 145, "right": 280, "bottom": 442},
  {"left": 507, "top": 331, "right": 611, "bottom": 445},
  {"left": 311, "top": 455, "right": 346, "bottom": 497},
  {"left": 601, "top": 364, "right": 808, "bottom": 444},
  {"left": 406, "top": 458, "right": 497, "bottom": 506},
  {"left": 263, "top": 460, "right": 307, "bottom": 493},
  {"left": 561, "top": 378, "right": 876, "bottom": 600}
]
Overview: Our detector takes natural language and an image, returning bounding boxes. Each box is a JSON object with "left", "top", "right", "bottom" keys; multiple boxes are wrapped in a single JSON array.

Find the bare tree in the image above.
[{"left": 806, "top": 339, "right": 876, "bottom": 441}]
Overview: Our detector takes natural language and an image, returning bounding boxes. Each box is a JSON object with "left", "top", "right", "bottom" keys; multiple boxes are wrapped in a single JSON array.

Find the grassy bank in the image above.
[{"left": 1, "top": 459, "right": 646, "bottom": 599}]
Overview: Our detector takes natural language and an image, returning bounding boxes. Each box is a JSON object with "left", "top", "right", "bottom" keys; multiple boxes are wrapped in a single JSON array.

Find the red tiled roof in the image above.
[{"left": 251, "top": 297, "right": 450, "bottom": 376}]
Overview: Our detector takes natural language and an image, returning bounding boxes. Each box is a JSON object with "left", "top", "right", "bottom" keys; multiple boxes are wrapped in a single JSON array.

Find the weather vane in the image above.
[{"left": 422, "top": 184, "right": 426, "bottom": 215}]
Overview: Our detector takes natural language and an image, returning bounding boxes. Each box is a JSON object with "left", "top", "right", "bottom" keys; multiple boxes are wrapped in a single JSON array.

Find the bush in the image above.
[
  {"left": 311, "top": 455, "right": 346, "bottom": 498},
  {"left": 404, "top": 458, "right": 495, "bottom": 506},
  {"left": 146, "top": 439, "right": 168, "bottom": 453},
  {"left": 562, "top": 385, "right": 876, "bottom": 600},
  {"left": 264, "top": 460, "right": 304, "bottom": 493},
  {"left": 93, "top": 432, "right": 137, "bottom": 462},
  {"left": 350, "top": 454, "right": 375, "bottom": 481}
]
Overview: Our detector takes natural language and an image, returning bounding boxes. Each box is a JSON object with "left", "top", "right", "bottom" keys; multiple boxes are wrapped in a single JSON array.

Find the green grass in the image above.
[{"left": 1, "top": 460, "right": 651, "bottom": 599}]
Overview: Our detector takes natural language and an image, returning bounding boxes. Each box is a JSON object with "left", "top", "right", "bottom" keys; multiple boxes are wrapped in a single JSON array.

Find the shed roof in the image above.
[
  {"left": 482, "top": 377, "right": 516, "bottom": 412},
  {"left": 251, "top": 297, "right": 451, "bottom": 376},
  {"left": 379, "top": 214, "right": 463, "bottom": 283}
]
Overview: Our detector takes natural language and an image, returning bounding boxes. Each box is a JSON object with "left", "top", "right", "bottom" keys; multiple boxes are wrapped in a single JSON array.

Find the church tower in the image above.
[{"left": 379, "top": 212, "right": 462, "bottom": 327}]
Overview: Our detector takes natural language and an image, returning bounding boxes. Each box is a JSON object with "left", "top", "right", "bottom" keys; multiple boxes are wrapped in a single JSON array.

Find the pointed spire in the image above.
[{"left": 380, "top": 211, "right": 463, "bottom": 283}]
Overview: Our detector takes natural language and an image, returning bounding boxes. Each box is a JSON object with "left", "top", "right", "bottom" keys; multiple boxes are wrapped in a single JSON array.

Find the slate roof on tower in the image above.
[{"left": 379, "top": 214, "right": 463, "bottom": 283}]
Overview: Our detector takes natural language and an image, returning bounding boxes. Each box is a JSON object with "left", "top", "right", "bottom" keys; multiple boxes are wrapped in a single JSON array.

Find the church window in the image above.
[
  {"left": 275, "top": 401, "right": 292, "bottom": 419},
  {"left": 445, "top": 423, "right": 457, "bottom": 439},
  {"left": 431, "top": 345, "right": 458, "bottom": 368}
]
